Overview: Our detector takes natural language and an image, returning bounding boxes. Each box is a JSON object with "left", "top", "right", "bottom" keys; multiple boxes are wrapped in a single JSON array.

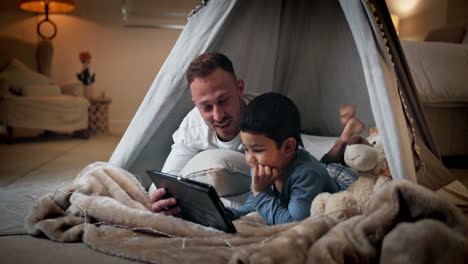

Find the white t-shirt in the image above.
[{"left": 149, "top": 93, "right": 256, "bottom": 195}]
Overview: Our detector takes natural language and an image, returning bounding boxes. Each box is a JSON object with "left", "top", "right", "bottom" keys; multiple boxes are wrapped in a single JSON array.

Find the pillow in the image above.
[
  {"left": 60, "top": 82, "right": 84, "bottom": 96},
  {"left": 179, "top": 149, "right": 251, "bottom": 206},
  {"left": 22, "top": 84, "right": 61, "bottom": 96},
  {"left": 0, "top": 58, "right": 51, "bottom": 95},
  {"left": 301, "top": 133, "right": 338, "bottom": 160}
]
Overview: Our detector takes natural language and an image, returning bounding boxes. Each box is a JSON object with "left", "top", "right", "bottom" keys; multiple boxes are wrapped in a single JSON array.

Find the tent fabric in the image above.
[{"left": 109, "top": 0, "right": 450, "bottom": 190}]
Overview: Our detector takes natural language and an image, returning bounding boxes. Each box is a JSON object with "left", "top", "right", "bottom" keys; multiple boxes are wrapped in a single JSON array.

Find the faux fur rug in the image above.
[{"left": 25, "top": 162, "right": 468, "bottom": 263}]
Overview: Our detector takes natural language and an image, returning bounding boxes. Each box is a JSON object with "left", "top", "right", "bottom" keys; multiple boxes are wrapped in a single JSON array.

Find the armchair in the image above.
[{"left": 0, "top": 37, "right": 90, "bottom": 140}]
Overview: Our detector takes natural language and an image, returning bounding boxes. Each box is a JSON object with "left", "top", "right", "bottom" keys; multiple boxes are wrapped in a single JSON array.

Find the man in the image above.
[
  {"left": 149, "top": 52, "right": 255, "bottom": 214},
  {"left": 150, "top": 52, "right": 364, "bottom": 215}
]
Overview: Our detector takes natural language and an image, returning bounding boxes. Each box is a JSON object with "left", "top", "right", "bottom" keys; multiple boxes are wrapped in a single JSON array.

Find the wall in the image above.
[
  {"left": 0, "top": 0, "right": 181, "bottom": 135},
  {"left": 387, "top": 0, "right": 468, "bottom": 41}
]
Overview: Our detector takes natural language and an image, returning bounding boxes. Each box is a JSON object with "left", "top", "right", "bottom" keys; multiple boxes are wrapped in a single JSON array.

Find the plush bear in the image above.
[{"left": 311, "top": 127, "right": 392, "bottom": 217}]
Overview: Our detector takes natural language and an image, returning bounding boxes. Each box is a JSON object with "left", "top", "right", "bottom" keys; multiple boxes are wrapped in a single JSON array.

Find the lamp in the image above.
[
  {"left": 390, "top": 13, "right": 400, "bottom": 34},
  {"left": 19, "top": 0, "right": 76, "bottom": 40}
]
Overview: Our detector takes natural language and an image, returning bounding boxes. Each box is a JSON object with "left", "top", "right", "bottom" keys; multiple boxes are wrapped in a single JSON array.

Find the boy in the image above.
[{"left": 227, "top": 92, "right": 341, "bottom": 225}]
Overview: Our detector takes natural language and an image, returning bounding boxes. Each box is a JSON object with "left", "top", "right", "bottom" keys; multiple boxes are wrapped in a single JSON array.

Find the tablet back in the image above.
[{"left": 146, "top": 170, "right": 237, "bottom": 233}]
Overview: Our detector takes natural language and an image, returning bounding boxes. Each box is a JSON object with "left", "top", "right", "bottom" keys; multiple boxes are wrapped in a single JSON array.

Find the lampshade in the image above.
[
  {"left": 19, "top": 0, "right": 76, "bottom": 14},
  {"left": 391, "top": 14, "right": 400, "bottom": 33},
  {"left": 19, "top": 0, "right": 76, "bottom": 40}
]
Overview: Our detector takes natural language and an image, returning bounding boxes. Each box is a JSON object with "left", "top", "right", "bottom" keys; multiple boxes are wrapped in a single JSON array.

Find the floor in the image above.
[
  {"left": 439, "top": 168, "right": 468, "bottom": 215},
  {"left": 0, "top": 135, "right": 121, "bottom": 235},
  {"left": 0, "top": 135, "right": 467, "bottom": 264},
  {"left": 0, "top": 135, "right": 142, "bottom": 264}
]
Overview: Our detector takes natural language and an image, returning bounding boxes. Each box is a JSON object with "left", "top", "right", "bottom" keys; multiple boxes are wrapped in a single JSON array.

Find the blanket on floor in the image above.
[{"left": 25, "top": 162, "right": 468, "bottom": 263}]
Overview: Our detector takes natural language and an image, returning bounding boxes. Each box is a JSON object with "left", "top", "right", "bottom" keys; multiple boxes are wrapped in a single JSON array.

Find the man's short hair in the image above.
[
  {"left": 186, "top": 52, "right": 236, "bottom": 84},
  {"left": 240, "top": 92, "right": 304, "bottom": 149}
]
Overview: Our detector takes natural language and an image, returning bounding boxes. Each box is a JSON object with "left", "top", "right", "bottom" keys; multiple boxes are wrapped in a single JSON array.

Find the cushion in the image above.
[
  {"left": 0, "top": 58, "right": 51, "bottom": 95},
  {"left": 22, "top": 84, "right": 62, "bottom": 97},
  {"left": 301, "top": 133, "right": 337, "bottom": 160},
  {"left": 179, "top": 149, "right": 251, "bottom": 199},
  {"left": 60, "top": 82, "right": 84, "bottom": 96}
]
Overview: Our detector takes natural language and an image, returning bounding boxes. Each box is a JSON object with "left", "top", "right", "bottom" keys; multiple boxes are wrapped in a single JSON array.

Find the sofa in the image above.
[
  {"left": 0, "top": 37, "right": 89, "bottom": 140},
  {"left": 400, "top": 24, "right": 468, "bottom": 164}
]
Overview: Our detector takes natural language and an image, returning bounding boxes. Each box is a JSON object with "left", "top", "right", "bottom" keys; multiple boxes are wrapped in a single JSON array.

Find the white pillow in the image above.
[
  {"left": 180, "top": 149, "right": 251, "bottom": 203},
  {"left": 0, "top": 58, "right": 51, "bottom": 94},
  {"left": 22, "top": 84, "right": 62, "bottom": 96},
  {"left": 301, "top": 133, "right": 338, "bottom": 160},
  {"left": 60, "top": 82, "right": 84, "bottom": 96}
]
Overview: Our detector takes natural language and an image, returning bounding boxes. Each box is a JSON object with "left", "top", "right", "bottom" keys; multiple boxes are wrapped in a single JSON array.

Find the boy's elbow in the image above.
[{"left": 270, "top": 213, "right": 309, "bottom": 225}]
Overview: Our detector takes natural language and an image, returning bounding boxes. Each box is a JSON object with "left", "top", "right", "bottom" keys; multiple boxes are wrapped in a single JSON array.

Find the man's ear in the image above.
[
  {"left": 282, "top": 137, "right": 297, "bottom": 154},
  {"left": 237, "top": 79, "right": 245, "bottom": 95}
]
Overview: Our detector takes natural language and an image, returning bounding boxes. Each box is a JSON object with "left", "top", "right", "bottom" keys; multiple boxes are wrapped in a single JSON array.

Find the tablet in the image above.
[{"left": 146, "top": 170, "right": 237, "bottom": 233}]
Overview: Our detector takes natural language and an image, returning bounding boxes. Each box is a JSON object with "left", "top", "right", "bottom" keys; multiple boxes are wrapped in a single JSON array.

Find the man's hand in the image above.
[
  {"left": 252, "top": 165, "right": 279, "bottom": 196},
  {"left": 149, "top": 188, "right": 182, "bottom": 215}
]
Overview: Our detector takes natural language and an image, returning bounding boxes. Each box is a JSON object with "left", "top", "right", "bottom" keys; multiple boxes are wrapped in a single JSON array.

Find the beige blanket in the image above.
[{"left": 25, "top": 162, "right": 468, "bottom": 263}]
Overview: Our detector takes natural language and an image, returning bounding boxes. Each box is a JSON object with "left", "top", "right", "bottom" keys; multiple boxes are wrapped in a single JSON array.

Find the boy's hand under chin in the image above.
[{"left": 252, "top": 164, "right": 280, "bottom": 196}]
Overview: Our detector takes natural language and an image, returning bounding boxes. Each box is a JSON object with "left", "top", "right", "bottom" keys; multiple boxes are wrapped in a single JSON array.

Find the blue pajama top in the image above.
[{"left": 228, "top": 149, "right": 340, "bottom": 225}]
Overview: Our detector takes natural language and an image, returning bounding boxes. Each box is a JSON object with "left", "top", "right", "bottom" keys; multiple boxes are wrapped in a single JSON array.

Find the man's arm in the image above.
[
  {"left": 149, "top": 143, "right": 199, "bottom": 213},
  {"left": 149, "top": 109, "right": 201, "bottom": 196},
  {"left": 161, "top": 143, "right": 200, "bottom": 175},
  {"left": 148, "top": 143, "right": 200, "bottom": 196}
]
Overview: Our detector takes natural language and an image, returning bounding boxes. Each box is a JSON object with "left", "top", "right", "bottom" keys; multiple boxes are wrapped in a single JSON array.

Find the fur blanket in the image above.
[{"left": 25, "top": 162, "right": 468, "bottom": 263}]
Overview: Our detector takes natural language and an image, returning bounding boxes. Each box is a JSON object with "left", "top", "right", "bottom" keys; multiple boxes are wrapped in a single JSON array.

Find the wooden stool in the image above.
[{"left": 88, "top": 97, "right": 112, "bottom": 135}]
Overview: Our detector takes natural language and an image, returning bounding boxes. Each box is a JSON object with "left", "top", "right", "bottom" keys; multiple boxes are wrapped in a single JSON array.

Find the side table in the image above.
[{"left": 88, "top": 97, "right": 112, "bottom": 135}]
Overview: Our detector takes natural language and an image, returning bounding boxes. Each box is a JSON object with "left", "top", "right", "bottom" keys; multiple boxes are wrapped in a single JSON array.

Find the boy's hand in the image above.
[{"left": 252, "top": 164, "right": 279, "bottom": 196}]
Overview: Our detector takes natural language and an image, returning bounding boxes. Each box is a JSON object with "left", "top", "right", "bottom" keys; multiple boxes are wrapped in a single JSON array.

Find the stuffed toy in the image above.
[{"left": 311, "top": 127, "right": 392, "bottom": 217}]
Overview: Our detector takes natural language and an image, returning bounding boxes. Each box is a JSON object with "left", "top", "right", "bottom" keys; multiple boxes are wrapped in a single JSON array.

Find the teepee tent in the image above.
[{"left": 109, "top": 0, "right": 453, "bottom": 190}]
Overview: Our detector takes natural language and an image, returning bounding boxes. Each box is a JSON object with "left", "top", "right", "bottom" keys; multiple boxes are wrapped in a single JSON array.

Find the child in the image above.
[{"left": 227, "top": 92, "right": 341, "bottom": 225}]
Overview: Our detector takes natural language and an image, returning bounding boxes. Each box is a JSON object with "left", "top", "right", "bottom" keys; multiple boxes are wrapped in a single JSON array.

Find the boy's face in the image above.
[{"left": 240, "top": 131, "right": 293, "bottom": 176}]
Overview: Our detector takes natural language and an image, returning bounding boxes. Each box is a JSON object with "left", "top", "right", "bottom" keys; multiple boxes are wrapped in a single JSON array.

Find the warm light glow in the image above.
[
  {"left": 391, "top": 14, "right": 400, "bottom": 33},
  {"left": 386, "top": 0, "right": 422, "bottom": 18},
  {"left": 19, "top": 0, "right": 76, "bottom": 13}
]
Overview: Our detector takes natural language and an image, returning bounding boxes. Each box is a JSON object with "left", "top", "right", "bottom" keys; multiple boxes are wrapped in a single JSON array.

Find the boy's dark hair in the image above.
[
  {"left": 186, "top": 52, "right": 236, "bottom": 84},
  {"left": 240, "top": 92, "right": 303, "bottom": 149}
]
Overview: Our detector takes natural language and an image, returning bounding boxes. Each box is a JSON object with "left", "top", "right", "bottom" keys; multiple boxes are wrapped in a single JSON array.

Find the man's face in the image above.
[{"left": 190, "top": 68, "right": 245, "bottom": 141}]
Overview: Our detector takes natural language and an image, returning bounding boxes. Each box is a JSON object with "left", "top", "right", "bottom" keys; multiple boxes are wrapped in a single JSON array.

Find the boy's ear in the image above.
[{"left": 283, "top": 137, "right": 297, "bottom": 154}]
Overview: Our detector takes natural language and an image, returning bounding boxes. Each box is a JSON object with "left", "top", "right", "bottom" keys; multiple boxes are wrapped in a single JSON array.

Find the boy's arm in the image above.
[
  {"left": 227, "top": 192, "right": 256, "bottom": 220},
  {"left": 250, "top": 168, "right": 325, "bottom": 225}
]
